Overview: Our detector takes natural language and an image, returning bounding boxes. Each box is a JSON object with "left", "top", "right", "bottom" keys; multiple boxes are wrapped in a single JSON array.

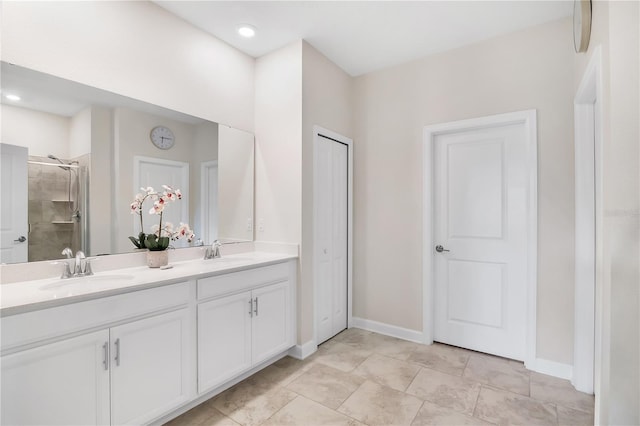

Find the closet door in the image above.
[{"left": 316, "top": 135, "right": 348, "bottom": 344}]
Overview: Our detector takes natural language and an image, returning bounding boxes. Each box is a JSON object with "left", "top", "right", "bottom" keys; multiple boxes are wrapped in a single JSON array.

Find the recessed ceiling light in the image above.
[
  {"left": 5, "top": 94, "right": 21, "bottom": 101},
  {"left": 237, "top": 24, "right": 256, "bottom": 38}
]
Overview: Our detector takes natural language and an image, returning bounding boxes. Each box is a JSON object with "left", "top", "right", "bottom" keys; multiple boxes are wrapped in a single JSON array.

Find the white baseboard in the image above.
[
  {"left": 351, "top": 317, "right": 423, "bottom": 343},
  {"left": 288, "top": 340, "right": 317, "bottom": 360},
  {"left": 530, "top": 357, "right": 573, "bottom": 380}
]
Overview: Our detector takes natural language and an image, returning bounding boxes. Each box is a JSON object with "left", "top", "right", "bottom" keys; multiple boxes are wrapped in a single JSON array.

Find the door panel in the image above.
[
  {"left": 316, "top": 136, "right": 348, "bottom": 344},
  {"left": 1, "top": 330, "right": 110, "bottom": 426},
  {"left": 0, "top": 143, "right": 28, "bottom": 263},
  {"left": 252, "top": 281, "right": 291, "bottom": 364},
  {"left": 198, "top": 291, "right": 252, "bottom": 393},
  {"left": 134, "top": 157, "right": 189, "bottom": 247},
  {"left": 110, "top": 309, "right": 192, "bottom": 425},
  {"left": 434, "top": 123, "right": 528, "bottom": 360}
]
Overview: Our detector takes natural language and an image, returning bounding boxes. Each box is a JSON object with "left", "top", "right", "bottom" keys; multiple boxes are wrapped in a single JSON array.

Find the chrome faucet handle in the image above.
[
  {"left": 61, "top": 247, "right": 73, "bottom": 259},
  {"left": 83, "top": 259, "right": 94, "bottom": 276},
  {"left": 212, "top": 240, "right": 222, "bottom": 259},
  {"left": 61, "top": 261, "right": 74, "bottom": 279}
]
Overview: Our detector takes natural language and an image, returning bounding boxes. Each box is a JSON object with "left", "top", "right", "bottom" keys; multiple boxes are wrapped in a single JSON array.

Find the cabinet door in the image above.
[
  {"left": 252, "top": 280, "right": 292, "bottom": 364},
  {"left": 110, "top": 309, "right": 192, "bottom": 425},
  {"left": 1, "top": 330, "right": 110, "bottom": 426},
  {"left": 198, "top": 290, "right": 252, "bottom": 393}
]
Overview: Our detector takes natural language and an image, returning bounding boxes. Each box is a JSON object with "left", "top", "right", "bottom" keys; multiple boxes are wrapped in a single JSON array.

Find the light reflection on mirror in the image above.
[{"left": 0, "top": 62, "right": 254, "bottom": 264}]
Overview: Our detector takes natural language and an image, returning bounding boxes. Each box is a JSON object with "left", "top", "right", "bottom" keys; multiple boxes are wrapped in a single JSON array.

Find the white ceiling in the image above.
[{"left": 155, "top": 1, "right": 573, "bottom": 76}]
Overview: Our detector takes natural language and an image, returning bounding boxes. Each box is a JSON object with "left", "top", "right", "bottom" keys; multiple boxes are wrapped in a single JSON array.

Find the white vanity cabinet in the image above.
[
  {"left": 1, "top": 281, "right": 194, "bottom": 426},
  {"left": 197, "top": 262, "right": 294, "bottom": 394},
  {"left": 0, "top": 256, "right": 297, "bottom": 426},
  {"left": 1, "top": 329, "right": 111, "bottom": 426}
]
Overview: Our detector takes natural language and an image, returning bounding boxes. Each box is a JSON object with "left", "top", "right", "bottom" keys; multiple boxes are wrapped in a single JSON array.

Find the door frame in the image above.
[
  {"left": 422, "top": 110, "right": 538, "bottom": 368},
  {"left": 312, "top": 125, "right": 353, "bottom": 345},
  {"left": 573, "top": 46, "right": 603, "bottom": 395},
  {"left": 133, "top": 156, "right": 190, "bottom": 239},
  {"left": 200, "top": 160, "right": 219, "bottom": 244}
]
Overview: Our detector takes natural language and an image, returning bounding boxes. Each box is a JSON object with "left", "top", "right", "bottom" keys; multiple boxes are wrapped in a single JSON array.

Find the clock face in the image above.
[
  {"left": 573, "top": 0, "right": 592, "bottom": 53},
  {"left": 150, "top": 126, "right": 175, "bottom": 150}
]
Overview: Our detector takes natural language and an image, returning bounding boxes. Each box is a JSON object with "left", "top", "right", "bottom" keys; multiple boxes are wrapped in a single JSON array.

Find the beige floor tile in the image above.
[
  {"left": 262, "top": 395, "right": 365, "bottom": 426},
  {"left": 406, "top": 368, "right": 481, "bottom": 416},
  {"left": 285, "top": 363, "right": 364, "bottom": 409},
  {"left": 313, "top": 341, "right": 372, "bottom": 372},
  {"left": 411, "top": 400, "right": 494, "bottom": 426},
  {"left": 474, "top": 386, "right": 557, "bottom": 426},
  {"left": 530, "top": 372, "right": 594, "bottom": 414},
  {"left": 556, "top": 404, "right": 594, "bottom": 426},
  {"left": 406, "top": 343, "right": 470, "bottom": 376},
  {"left": 463, "top": 354, "right": 530, "bottom": 396},
  {"left": 165, "top": 403, "right": 240, "bottom": 426},
  {"left": 212, "top": 379, "right": 297, "bottom": 426},
  {"left": 353, "top": 353, "right": 421, "bottom": 391},
  {"left": 338, "top": 380, "right": 424, "bottom": 426},
  {"left": 334, "top": 329, "right": 422, "bottom": 361},
  {"left": 253, "top": 356, "right": 314, "bottom": 387},
  {"left": 331, "top": 328, "right": 374, "bottom": 345},
  {"left": 372, "top": 337, "right": 423, "bottom": 361}
]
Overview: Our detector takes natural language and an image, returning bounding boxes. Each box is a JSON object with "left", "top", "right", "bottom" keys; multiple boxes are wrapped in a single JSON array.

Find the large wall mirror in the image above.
[{"left": 0, "top": 62, "right": 254, "bottom": 264}]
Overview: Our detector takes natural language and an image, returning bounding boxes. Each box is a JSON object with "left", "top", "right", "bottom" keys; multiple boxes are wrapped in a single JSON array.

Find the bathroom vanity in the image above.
[{"left": 0, "top": 252, "right": 297, "bottom": 425}]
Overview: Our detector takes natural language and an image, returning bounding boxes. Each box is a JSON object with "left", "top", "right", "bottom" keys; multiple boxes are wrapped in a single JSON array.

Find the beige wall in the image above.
[
  {"left": 573, "top": 1, "right": 640, "bottom": 423},
  {"left": 353, "top": 18, "right": 576, "bottom": 364},
  {"left": 300, "top": 41, "right": 354, "bottom": 344},
  {"left": 1, "top": 105, "right": 69, "bottom": 157},
  {"left": 254, "top": 42, "right": 303, "bottom": 246},
  {"left": 218, "top": 125, "right": 254, "bottom": 242},
  {"left": 1, "top": 1, "right": 255, "bottom": 132},
  {"left": 69, "top": 107, "right": 92, "bottom": 158},
  {"left": 89, "top": 106, "right": 113, "bottom": 256}
]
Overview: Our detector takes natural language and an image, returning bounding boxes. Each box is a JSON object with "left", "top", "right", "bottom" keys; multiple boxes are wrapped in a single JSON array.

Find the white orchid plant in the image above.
[{"left": 129, "top": 185, "right": 195, "bottom": 251}]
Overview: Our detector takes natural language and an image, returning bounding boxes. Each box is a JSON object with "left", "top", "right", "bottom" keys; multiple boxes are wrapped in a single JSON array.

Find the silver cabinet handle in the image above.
[
  {"left": 254, "top": 297, "right": 259, "bottom": 316},
  {"left": 435, "top": 245, "right": 450, "bottom": 253},
  {"left": 114, "top": 338, "right": 120, "bottom": 366},
  {"left": 102, "top": 342, "right": 109, "bottom": 370},
  {"left": 13, "top": 236, "right": 26, "bottom": 243},
  {"left": 248, "top": 299, "right": 253, "bottom": 317}
]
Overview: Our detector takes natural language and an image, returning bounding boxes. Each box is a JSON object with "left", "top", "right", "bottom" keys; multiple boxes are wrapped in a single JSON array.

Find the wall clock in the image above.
[
  {"left": 150, "top": 126, "right": 175, "bottom": 150},
  {"left": 573, "top": 0, "right": 592, "bottom": 53}
]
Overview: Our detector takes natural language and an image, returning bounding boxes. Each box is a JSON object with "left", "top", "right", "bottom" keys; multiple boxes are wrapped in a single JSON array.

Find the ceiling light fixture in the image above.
[
  {"left": 237, "top": 24, "right": 256, "bottom": 38},
  {"left": 5, "top": 94, "right": 21, "bottom": 101}
]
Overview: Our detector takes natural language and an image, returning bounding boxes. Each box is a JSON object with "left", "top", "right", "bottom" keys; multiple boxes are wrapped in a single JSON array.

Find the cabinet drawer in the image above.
[
  {"left": 1, "top": 282, "right": 189, "bottom": 352},
  {"left": 197, "top": 263, "right": 290, "bottom": 301}
]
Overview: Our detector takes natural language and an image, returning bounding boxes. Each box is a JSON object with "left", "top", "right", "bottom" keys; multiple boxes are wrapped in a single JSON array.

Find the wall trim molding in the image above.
[
  {"left": 531, "top": 358, "right": 574, "bottom": 381},
  {"left": 351, "top": 317, "right": 423, "bottom": 343},
  {"left": 288, "top": 340, "right": 317, "bottom": 360}
]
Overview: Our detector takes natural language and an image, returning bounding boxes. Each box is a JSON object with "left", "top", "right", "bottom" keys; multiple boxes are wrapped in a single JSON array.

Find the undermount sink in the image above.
[{"left": 40, "top": 274, "right": 135, "bottom": 290}]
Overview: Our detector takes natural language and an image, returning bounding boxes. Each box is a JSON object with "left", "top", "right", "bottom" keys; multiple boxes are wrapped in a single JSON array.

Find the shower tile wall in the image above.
[{"left": 28, "top": 155, "right": 81, "bottom": 262}]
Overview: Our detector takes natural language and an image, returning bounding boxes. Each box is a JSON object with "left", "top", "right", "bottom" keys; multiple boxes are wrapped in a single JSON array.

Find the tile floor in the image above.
[{"left": 166, "top": 329, "right": 594, "bottom": 426}]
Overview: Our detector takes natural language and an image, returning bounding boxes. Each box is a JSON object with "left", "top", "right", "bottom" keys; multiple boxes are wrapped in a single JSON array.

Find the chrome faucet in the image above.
[
  {"left": 204, "top": 240, "right": 222, "bottom": 260},
  {"left": 59, "top": 248, "right": 93, "bottom": 279}
]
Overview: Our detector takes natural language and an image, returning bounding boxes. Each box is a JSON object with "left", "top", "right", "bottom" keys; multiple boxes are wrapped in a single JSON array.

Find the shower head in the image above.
[{"left": 48, "top": 154, "right": 70, "bottom": 171}]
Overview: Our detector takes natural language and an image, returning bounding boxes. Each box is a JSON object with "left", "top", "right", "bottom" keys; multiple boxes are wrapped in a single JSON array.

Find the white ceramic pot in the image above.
[{"left": 146, "top": 250, "right": 168, "bottom": 268}]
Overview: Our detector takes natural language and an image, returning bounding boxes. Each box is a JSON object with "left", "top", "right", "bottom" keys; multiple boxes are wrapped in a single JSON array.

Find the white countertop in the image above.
[{"left": 0, "top": 252, "right": 297, "bottom": 317}]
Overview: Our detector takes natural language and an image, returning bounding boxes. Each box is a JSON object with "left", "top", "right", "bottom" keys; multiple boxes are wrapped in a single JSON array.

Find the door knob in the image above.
[
  {"left": 435, "top": 245, "right": 450, "bottom": 253},
  {"left": 14, "top": 236, "right": 26, "bottom": 243}
]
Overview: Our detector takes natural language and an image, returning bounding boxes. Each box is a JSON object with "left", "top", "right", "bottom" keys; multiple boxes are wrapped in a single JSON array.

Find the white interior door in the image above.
[
  {"left": 1, "top": 143, "right": 28, "bottom": 263},
  {"left": 134, "top": 156, "right": 189, "bottom": 248},
  {"left": 433, "top": 121, "right": 530, "bottom": 361},
  {"left": 315, "top": 135, "right": 348, "bottom": 345}
]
